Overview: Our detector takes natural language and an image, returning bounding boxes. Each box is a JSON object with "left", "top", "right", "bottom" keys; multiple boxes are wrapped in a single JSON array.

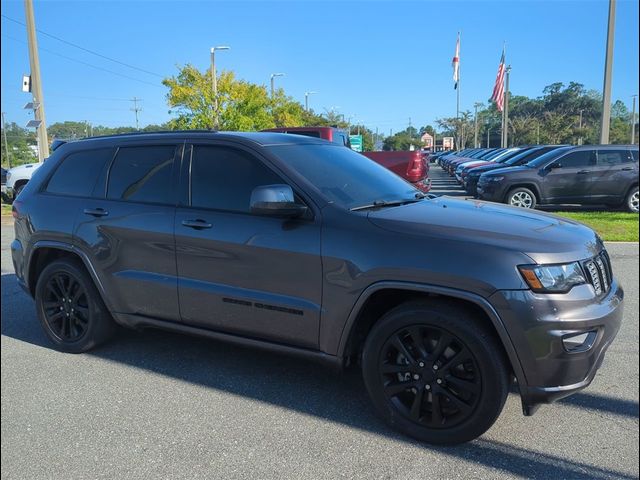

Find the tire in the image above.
[
  {"left": 506, "top": 187, "right": 537, "bottom": 209},
  {"left": 626, "top": 186, "right": 639, "bottom": 213},
  {"left": 35, "top": 258, "right": 115, "bottom": 353},
  {"left": 13, "top": 182, "right": 26, "bottom": 198},
  {"left": 362, "top": 300, "right": 509, "bottom": 445}
]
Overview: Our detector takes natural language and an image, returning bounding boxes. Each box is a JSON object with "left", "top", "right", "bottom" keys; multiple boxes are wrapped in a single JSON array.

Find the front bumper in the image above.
[
  {"left": 490, "top": 279, "right": 624, "bottom": 415},
  {"left": 476, "top": 181, "right": 508, "bottom": 202}
]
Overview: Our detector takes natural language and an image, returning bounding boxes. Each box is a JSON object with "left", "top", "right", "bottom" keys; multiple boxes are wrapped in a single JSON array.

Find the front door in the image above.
[
  {"left": 542, "top": 149, "right": 597, "bottom": 203},
  {"left": 174, "top": 143, "right": 322, "bottom": 348}
]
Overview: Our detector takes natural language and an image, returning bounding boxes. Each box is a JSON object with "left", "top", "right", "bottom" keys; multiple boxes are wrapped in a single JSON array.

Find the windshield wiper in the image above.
[{"left": 350, "top": 198, "right": 422, "bottom": 212}]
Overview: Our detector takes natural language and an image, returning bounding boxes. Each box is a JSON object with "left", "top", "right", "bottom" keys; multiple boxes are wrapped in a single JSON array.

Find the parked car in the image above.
[
  {"left": 5, "top": 162, "right": 43, "bottom": 199},
  {"left": 477, "top": 145, "right": 639, "bottom": 212},
  {"left": 454, "top": 148, "right": 524, "bottom": 183},
  {"left": 265, "top": 126, "right": 430, "bottom": 192},
  {"left": 464, "top": 146, "right": 565, "bottom": 196},
  {"left": 12, "top": 132, "right": 623, "bottom": 445}
]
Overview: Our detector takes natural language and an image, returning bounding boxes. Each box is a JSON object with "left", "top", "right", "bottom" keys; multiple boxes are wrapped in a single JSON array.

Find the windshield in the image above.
[
  {"left": 269, "top": 144, "right": 419, "bottom": 210},
  {"left": 526, "top": 146, "right": 572, "bottom": 167}
]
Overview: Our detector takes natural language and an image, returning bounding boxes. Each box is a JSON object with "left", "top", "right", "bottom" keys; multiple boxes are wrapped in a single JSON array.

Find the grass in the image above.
[
  {"left": 1, "top": 203, "right": 11, "bottom": 217},
  {"left": 554, "top": 211, "right": 639, "bottom": 242}
]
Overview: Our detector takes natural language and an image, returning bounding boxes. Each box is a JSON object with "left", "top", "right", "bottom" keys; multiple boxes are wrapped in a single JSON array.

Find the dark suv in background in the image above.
[
  {"left": 11, "top": 132, "right": 624, "bottom": 444},
  {"left": 477, "top": 145, "right": 639, "bottom": 211}
]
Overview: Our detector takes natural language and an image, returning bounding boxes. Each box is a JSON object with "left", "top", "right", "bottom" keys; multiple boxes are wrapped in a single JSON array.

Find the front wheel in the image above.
[
  {"left": 362, "top": 300, "right": 509, "bottom": 445},
  {"left": 626, "top": 186, "right": 639, "bottom": 213},
  {"left": 507, "top": 187, "right": 537, "bottom": 209}
]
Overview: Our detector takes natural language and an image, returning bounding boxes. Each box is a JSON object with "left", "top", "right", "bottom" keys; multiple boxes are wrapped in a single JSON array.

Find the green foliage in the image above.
[
  {"left": 1, "top": 122, "right": 37, "bottom": 168},
  {"left": 383, "top": 127, "right": 424, "bottom": 151},
  {"left": 440, "top": 82, "right": 636, "bottom": 147}
]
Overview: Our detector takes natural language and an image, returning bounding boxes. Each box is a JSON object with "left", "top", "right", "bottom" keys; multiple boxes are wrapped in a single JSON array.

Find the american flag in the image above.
[
  {"left": 452, "top": 33, "right": 460, "bottom": 89},
  {"left": 491, "top": 48, "right": 506, "bottom": 111}
]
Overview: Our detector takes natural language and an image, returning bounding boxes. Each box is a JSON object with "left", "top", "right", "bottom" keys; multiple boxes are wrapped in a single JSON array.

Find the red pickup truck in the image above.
[{"left": 263, "top": 127, "right": 431, "bottom": 192}]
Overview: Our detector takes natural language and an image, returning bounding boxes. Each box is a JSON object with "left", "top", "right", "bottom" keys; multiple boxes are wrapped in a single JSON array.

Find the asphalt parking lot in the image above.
[{"left": 1, "top": 216, "right": 638, "bottom": 480}]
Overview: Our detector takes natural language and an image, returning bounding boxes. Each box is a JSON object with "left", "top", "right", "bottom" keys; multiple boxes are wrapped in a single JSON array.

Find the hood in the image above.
[
  {"left": 367, "top": 197, "right": 603, "bottom": 264},
  {"left": 9, "top": 162, "right": 41, "bottom": 173},
  {"left": 468, "top": 163, "right": 504, "bottom": 175},
  {"left": 481, "top": 165, "right": 531, "bottom": 177}
]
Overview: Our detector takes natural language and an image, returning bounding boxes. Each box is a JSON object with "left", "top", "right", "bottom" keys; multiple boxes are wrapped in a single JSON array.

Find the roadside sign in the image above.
[{"left": 349, "top": 134, "right": 363, "bottom": 152}]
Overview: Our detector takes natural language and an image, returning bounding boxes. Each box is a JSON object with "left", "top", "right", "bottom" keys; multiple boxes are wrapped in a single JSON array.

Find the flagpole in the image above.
[
  {"left": 457, "top": 31, "right": 461, "bottom": 149},
  {"left": 501, "top": 43, "right": 507, "bottom": 148}
]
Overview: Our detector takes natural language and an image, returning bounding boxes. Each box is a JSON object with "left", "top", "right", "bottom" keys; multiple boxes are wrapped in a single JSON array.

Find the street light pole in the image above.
[
  {"left": 270, "top": 73, "right": 285, "bottom": 98},
  {"left": 577, "top": 109, "right": 584, "bottom": 145},
  {"left": 304, "top": 91, "right": 316, "bottom": 111},
  {"left": 599, "top": 0, "right": 616, "bottom": 144},
  {"left": 210, "top": 45, "right": 230, "bottom": 130},
  {"left": 24, "top": 0, "right": 49, "bottom": 161},
  {"left": 631, "top": 94, "right": 637, "bottom": 144}
]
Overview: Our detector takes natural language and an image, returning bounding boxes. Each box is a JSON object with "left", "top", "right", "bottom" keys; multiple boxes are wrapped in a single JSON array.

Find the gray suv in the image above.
[{"left": 11, "top": 132, "right": 624, "bottom": 444}]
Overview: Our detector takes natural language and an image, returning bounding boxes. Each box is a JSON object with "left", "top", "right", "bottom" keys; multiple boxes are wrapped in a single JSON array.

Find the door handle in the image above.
[
  {"left": 83, "top": 208, "right": 109, "bottom": 217},
  {"left": 621, "top": 167, "right": 634, "bottom": 171},
  {"left": 182, "top": 219, "right": 213, "bottom": 230},
  {"left": 577, "top": 170, "right": 590, "bottom": 174}
]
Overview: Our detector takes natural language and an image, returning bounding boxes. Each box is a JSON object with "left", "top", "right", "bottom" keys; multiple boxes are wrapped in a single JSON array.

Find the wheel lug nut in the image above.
[
  {"left": 436, "top": 379, "right": 443, "bottom": 384},
  {"left": 433, "top": 365, "right": 439, "bottom": 371},
  {"left": 425, "top": 384, "right": 431, "bottom": 390},
  {"left": 413, "top": 374, "right": 420, "bottom": 380},
  {"left": 418, "top": 361, "right": 425, "bottom": 368}
]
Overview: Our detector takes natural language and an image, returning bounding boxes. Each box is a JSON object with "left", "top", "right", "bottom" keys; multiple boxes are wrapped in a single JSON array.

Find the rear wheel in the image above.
[
  {"left": 35, "top": 258, "right": 115, "bottom": 353},
  {"left": 362, "top": 300, "right": 509, "bottom": 445},
  {"left": 626, "top": 186, "right": 639, "bottom": 213},
  {"left": 507, "top": 187, "right": 537, "bottom": 209}
]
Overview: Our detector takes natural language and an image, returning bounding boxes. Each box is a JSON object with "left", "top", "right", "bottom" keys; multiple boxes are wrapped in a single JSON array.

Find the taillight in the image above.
[
  {"left": 12, "top": 200, "right": 22, "bottom": 219},
  {"left": 406, "top": 154, "right": 426, "bottom": 182}
]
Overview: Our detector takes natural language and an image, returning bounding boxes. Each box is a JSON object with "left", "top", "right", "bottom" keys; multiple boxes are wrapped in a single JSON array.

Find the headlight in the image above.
[
  {"left": 486, "top": 176, "right": 504, "bottom": 182},
  {"left": 518, "top": 262, "right": 586, "bottom": 293}
]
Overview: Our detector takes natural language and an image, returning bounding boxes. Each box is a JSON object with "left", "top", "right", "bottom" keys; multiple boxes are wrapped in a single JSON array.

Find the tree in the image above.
[
  {"left": 1, "top": 122, "right": 37, "bottom": 168},
  {"left": 383, "top": 127, "right": 424, "bottom": 151}
]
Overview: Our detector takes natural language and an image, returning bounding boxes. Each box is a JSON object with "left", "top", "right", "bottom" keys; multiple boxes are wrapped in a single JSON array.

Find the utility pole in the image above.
[
  {"left": 536, "top": 121, "right": 540, "bottom": 144},
  {"left": 631, "top": 94, "right": 637, "bottom": 144},
  {"left": 502, "top": 66, "right": 512, "bottom": 148},
  {"left": 130, "top": 97, "right": 142, "bottom": 130},
  {"left": 2, "top": 112, "right": 12, "bottom": 168},
  {"left": 24, "top": 0, "right": 49, "bottom": 162},
  {"left": 487, "top": 125, "right": 491, "bottom": 148},
  {"left": 473, "top": 102, "right": 482, "bottom": 148},
  {"left": 304, "top": 91, "right": 316, "bottom": 111},
  {"left": 599, "top": 0, "right": 616, "bottom": 144}
]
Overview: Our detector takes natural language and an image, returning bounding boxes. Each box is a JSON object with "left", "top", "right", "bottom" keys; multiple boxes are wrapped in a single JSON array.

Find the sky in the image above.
[{"left": 1, "top": 0, "right": 639, "bottom": 134}]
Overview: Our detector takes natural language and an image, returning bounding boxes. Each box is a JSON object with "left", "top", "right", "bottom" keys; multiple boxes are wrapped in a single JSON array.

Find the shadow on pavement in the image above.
[{"left": 1, "top": 272, "right": 636, "bottom": 479}]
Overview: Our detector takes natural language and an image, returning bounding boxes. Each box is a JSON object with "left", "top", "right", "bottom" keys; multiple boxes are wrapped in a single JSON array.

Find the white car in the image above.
[{"left": 5, "top": 162, "right": 43, "bottom": 198}]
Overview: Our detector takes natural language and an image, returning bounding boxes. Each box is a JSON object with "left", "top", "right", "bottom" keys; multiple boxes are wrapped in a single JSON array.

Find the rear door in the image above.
[
  {"left": 590, "top": 149, "right": 637, "bottom": 203},
  {"left": 74, "top": 141, "right": 182, "bottom": 321},
  {"left": 542, "top": 149, "right": 596, "bottom": 203},
  {"left": 174, "top": 142, "right": 322, "bottom": 348}
]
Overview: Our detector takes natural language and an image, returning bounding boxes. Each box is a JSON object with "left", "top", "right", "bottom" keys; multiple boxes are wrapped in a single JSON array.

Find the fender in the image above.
[
  {"left": 28, "top": 240, "right": 117, "bottom": 314},
  {"left": 336, "top": 281, "right": 529, "bottom": 390}
]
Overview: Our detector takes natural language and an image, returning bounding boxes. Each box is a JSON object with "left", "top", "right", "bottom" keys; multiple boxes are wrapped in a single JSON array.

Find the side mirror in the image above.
[
  {"left": 548, "top": 161, "right": 562, "bottom": 170},
  {"left": 250, "top": 184, "right": 308, "bottom": 218}
]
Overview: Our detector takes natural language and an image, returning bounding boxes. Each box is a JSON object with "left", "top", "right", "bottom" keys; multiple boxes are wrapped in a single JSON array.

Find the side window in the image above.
[
  {"left": 107, "top": 145, "right": 176, "bottom": 204},
  {"left": 631, "top": 150, "right": 639, "bottom": 162},
  {"left": 46, "top": 148, "right": 113, "bottom": 197},
  {"left": 597, "top": 150, "right": 632, "bottom": 166},
  {"left": 191, "top": 146, "right": 284, "bottom": 213},
  {"left": 558, "top": 150, "right": 596, "bottom": 168}
]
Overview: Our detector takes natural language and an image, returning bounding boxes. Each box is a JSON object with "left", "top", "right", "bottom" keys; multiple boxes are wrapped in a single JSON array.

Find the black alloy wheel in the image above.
[
  {"left": 35, "top": 258, "right": 115, "bottom": 352},
  {"left": 42, "top": 271, "right": 90, "bottom": 342},
  {"left": 379, "top": 325, "right": 481, "bottom": 429}
]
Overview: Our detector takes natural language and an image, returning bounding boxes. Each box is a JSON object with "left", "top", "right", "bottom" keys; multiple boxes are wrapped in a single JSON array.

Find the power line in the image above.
[
  {"left": 2, "top": 34, "right": 164, "bottom": 88},
  {"left": 1, "top": 14, "right": 163, "bottom": 78}
]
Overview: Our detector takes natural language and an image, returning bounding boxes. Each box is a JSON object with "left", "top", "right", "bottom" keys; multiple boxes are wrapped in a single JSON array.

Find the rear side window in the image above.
[
  {"left": 107, "top": 145, "right": 176, "bottom": 204},
  {"left": 46, "top": 148, "right": 113, "bottom": 197},
  {"left": 559, "top": 150, "right": 596, "bottom": 168},
  {"left": 597, "top": 150, "right": 633, "bottom": 166},
  {"left": 190, "top": 146, "right": 284, "bottom": 213},
  {"left": 632, "top": 150, "right": 639, "bottom": 162}
]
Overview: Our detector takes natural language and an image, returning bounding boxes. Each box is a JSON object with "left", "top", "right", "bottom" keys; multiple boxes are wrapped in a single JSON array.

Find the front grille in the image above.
[{"left": 583, "top": 251, "right": 613, "bottom": 296}]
